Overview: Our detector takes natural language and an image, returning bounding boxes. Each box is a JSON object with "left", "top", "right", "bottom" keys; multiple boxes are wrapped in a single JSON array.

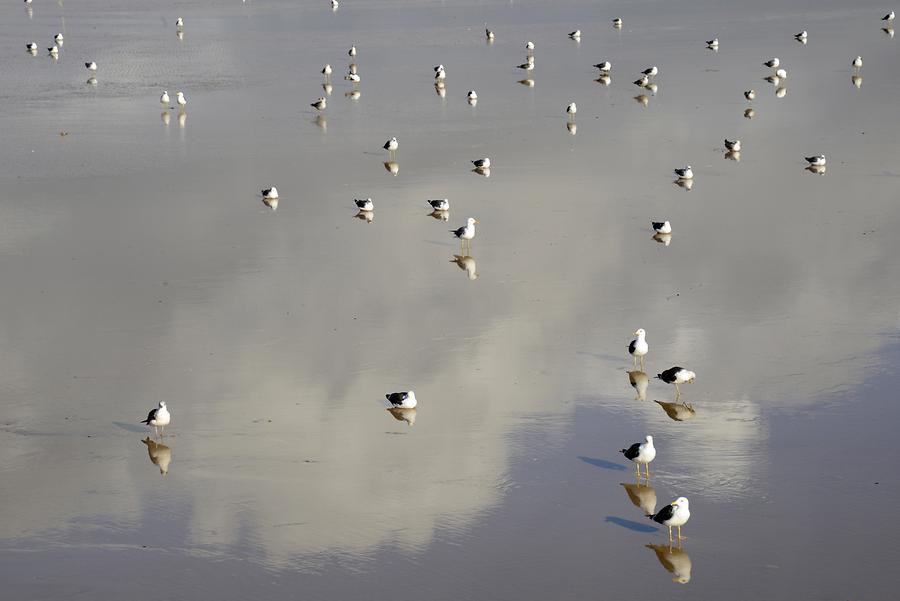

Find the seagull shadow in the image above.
[
  {"left": 605, "top": 516, "right": 659, "bottom": 533},
  {"left": 578, "top": 456, "right": 627, "bottom": 471},
  {"left": 113, "top": 421, "right": 147, "bottom": 433}
]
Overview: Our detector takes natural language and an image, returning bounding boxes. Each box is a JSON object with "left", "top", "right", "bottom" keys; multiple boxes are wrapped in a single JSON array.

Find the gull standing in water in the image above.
[
  {"left": 569, "top": 30, "right": 581, "bottom": 40},
  {"left": 674, "top": 166, "right": 693, "bottom": 180},
  {"left": 649, "top": 497, "right": 691, "bottom": 543},
  {"left": 526, "top": 41, "right": 535, "bottom": 55},
  {"left": 594, "top": 60, "right": 612, "bottom": 73},
  {"left": 322, "top": 64, "right": 332, "bottom": 81},
  {"left": 724, "top": 139, "right": 741, "bottom": 152},
  {"left": 48, "top": 45, "right": 59, "bottom": 56},
  {"left": 141, "top": 401, "right": 171, "bottom": 437},
  {"left": 612, "top": 17, "right": 623, "bottom": 28},
  {"left": 451, "top": 217, "right": 478, "bottom": 253},
  {"left": 26, "top": 42, "right": 37, "bottom": 52},
  {"left": 657, "top": 367, "right": 696, "bottom": 399},
  {"left": 262, "top": 186, "right": 279, "bottom": 199},
  {"left": 795, "top": 30, "right": 808, "bottom": 42},
  {"left": 485, "top": 24, "right": 495, "bottom": 41},
  {"left": 176, "top": 17, "right": 184, "bottom": 28},
  {"left": 764, "top": 57, "right": 780, "bottom": 69},
  {"left": 427, "top": 198, "right": 450, "bottom": 211},
  {"left": 706, "top": 37, "right": 719, "bottom": 49},
  {"left": 744, "top": 89, "right": 756, "bottom": 101},
  {"left": 54, "top": 33, "right": 64, "bottom": 44},
  {"left": 883, "top": 11, "right": 895, "bottom": 21},
  {"left": 385, "top": 391, "right": 417, "bottom": 409},
  {"left": 160, "top": 90, "right": 170, "bottom": 105},
  {"left": 383, "top": 136, "right": 398, "bottom": 158},
  {"left": 175, "top": 91, "right": 187, "bottom": 109},
  {"left": 628, "top": 328, "right": 649, "bottom": 369},
  {"left": 354, "top": 198, "right": 374, "bottom": 211},
  {"left": 620, "top": 435, "right": 656, "bottom": 479},
  {"left": 651, "top": 220, "right": 672, "bottom": 235},
  {"left": 348, "top": 45, "right": 357, "bottom": 57},
  {"left": 566, "top": 102, "right": 577, "bottom": 120},
  {"left": 805, "top": 155, "right": 826, "bottom": 166},
  {"left": 85, "top": 61, "right": 98, "bottom": 72},
  {"left": 851, "top": 56, "right": 863, "bottom": 70},
  {"left": 311, "top": 97, "right": 327, "bottom": 111},
  {"left": 472, "top": 157, "right": 491, "bottom": 171},
  {"left": 641, "top": 66, "right": 659, "bottom": 78},
  {"left": 467, "top": 90, "right": 478, "bottom": 105}
]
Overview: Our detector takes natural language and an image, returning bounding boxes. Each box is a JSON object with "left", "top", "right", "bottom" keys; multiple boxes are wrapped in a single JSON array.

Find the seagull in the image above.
[
  {"left": 141, "top": 401, "right": 171, "bottom": 437},
  {"left": 566, "top": 102, "right": 577, "bottom": 118},
  {"left": 724, "top": 139, "right": 741, "bottom": 152},
  {"left": 451, "top": 217, "right": 478, "bottom": 251},
  {"left": 331, "top": 0, "right": 339, "bottom": 8},
  {"left": 26, "top": 42, "right": 37, "bottom": 51},
  {"left": 54, "top": 33, "right": 64, "bottom": 43},
  {"left": 776, "top": 68, "right": 787, "bottom": 79},
  {"left": 435, "top": 67, "right": 446, "bottom": 82},
  {"left": 467, "top": 90, "right": 478, "bottom": 102},
  {"left": 517, "top": 58, "right": 535, "bottom": 71},
  {"left": 805, "top": 155, "right": 826, "bottom": 166},
  {"left": 48, "top": 45, "right": 59, "bottom": 56},
  {"left": 628, "top": 328, "right": 649, "bottom": 369},
  {"left": 569, "top": 30, "right": 581, "bottom": 39},
  {"left": 706, "top": 38, "right": 719, "bottom": 48},
  {"left": 634, "top": 75, "right": 650, "bottom": 88},
  {"left": 354, "top": 198, "right": 374, "bottom": 211},
  {"left": 594, "top": 61, "right": 612, "bottom": 72},
  {"left": 649, "top": 497, "right": 691, "bottom": 543},
  {"left": 322, "top": 64, "right": 332, "bottom": 79},
  {"left": 485, "top": 25, "right": 495, "bottom": 40},
  {"left": 176, "top": 17, "right": 184, "bottom": 28},
  {"left": 262, "top": 186, "right": 279, "bottom": 199},
  {"left": 85, "top": 61, "right": 98, "bottom": 71},
  {"left": 795, "top": 30, "right": 808, "bottom": 41},
  {"left": 472, "top": 157, "right": 491, "bottom": 169},
  {"left": 386, "top": 391, "right": 417, "bottom": 409},
  {"left": 612, "top": 17, "right": 623, "bottom": 28},
  {"left": 744, "top": 89, "right": 756, "bottom": 101},
  {"left": 651, "top": 220, "right": 672, "bottom": 234},
  {"left": 764, "top": 57, "right": 780, "bottom": 69},
  {"left": 883, "top": 11, "right": 895, "bottom": 21},
  {"left": 641, "top": 66, "right": 659, "bottom": 77},
  {"left": 427, "top": 198, "right": 450, "bottom": 211},
  {"left": 142, "top": 438, "right": 172, "bottom": 474},
  {"left": 852, "top": 56, "right": 863, "bottom": 69},
  {"left": 160, "top": 90, "right": 170, "bottom": 104},
  {"left": 348, "top": 45, "right": 357, "bottom": 56},
  {"left": 525, "top": 41, "right": 535, "bottom": 54},
  {"left": 175, "top": 91, "right": 187, "bottom": 108},
  {"left": 674, "top": 166, "right": 693, "bottom": 180},
  {"left": 311, "top": 97, "right": 327, "bottom": 111},
  {"left": 345, "top": 72, "right": 361, "bottom": 83},
  {"left": 383, "top": 136, "right": 398, "bottom": 157},
  {"left": 620, "top": 435, "right": 657, "bottom": 479},
  {"left": 657, "top": 367, "right": 696, "bottom": 398}
]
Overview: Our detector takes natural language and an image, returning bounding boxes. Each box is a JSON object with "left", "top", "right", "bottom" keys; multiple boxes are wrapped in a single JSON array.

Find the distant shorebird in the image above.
[
  {"left": 262, "top": 186, "right": 279, "bottom": 199},
  {"left": 621, "top": 435, "right": 656, "bottom": 478},
  {"left": 706, "top": 37, "right": 719, "bottom": 49},
  {"left": 348, "top": 45, "right": 357, "bottom": 57},
  {"left": 160, "top": 90, "right": 170, "bottom": 104},
  {"left": 345, "top": 72, "right": 361, "bottom": 83},
  {"left": 526, "top": 41, "right": 535, "bottom": 54},
  {"left": 594, "top": 60, "right": 612, "bottom": 72},
  {"left": 795, "top": 30, "right": 808, "bottom": 41},
  {"left": 176, "top": 17, "right": 184, "bottom": 28},
  {"left": 641, "top": 66, "right": 659, "bottom": 77},
  {"left": 472, "top": 157, "right": 491, "bottom": 169},
  {"left": 775, "top": 68, "right": 787, "bottom": 79},
  {"left": 354, "top": 198, "right": 374, "bottom": 211},
  {"left": 26, "top": 42, "right": 37, "bottom": 51},
  {"left": 634, "top": 74, "right": 650, "bottom": 87},
  {"left": 467, "top": 90, "right": 478, "bottom": 104},
  {"left": 883, "top": 11, "right": 895, "bottom": 21},
  {"left": 517, "top": 57, "right": 535, "bottom": 70},
  {"left": 322, "top": 64, "right": 332, "bottom": 80},
  {"left": 650, "top": 497, "right": 691, "bottom": 543},
  {"left": 852, "top": 55, "right": 863, "bottom": 69},
  {"left": 657, "top": 367, "right": 696, "bottom": 398},
  {"left": 805, "top": 155, "right": 826, "bottom": 166},
  {"left": 85, "top": 61, "right": 97, "bottom": 71},
  {"left": 569, "top": 30, "right": 581, "bottom": 40},
  {"left": 651, "top": 220, "right": 672, "bottom": 235},
  {"left": 566, "top": 102, "right": 577, "bottom": 119},
  {"left": 383, "top": 136, "right": 398, "bottom": 157},
  {"left": 311, "top": 97, "right": 327, "bottom": 111},
  {"left": 427, "top": 198, "right": 450, "bottom": 211},
  {"left": 48, "top": 45, "right": 59, "bottom": 56},
  {"left": 54, "top": 33, "right": 64, "bottom": 43},
  {"left": 674, "top": 166, "right": 693, "bottom": 180},
  {"left": 744, "top": 89, "right": 756, "bottom": 101},
  {"left": 141, "top": 401, "right": 171, "bottom": 437},
  {"left": 612, "top": 17, "right": 623, "bottom": 28},
  {"left": 485, "top": 25, "right": 494, "bottom": 40},
  {"left": 386, "top": 391, "right": 417, "bottom": 409},
  {"left": 175, "top": 91, "right": 187, "bottom": 108},
  {"left": 764, "top": 57, "right": 780, "bottom": 69},
  {"left": 629, "top": 328, "right": 649, "bottom": 369},
  {"left": 724, "top": 139, "right": 741, "bottom": 152}
]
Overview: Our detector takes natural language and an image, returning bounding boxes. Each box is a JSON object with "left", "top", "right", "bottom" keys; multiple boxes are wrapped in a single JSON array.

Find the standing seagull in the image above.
[
  {"left": 628, "top": 328, "right": 649, "bottom": 369},
  {"left": 651, "top": 220, "right": 672, "bottom": 235},
  {"left": 160, "top": 90, "right": 170, "bottom": 105},
  {"left": 85, "top": 61, "right": 98, "bottom": 71},
  {"left": 427, "top": 198, "right": 450, "bottom": 211},
  {"left": 724, "top": 139, "right": 741, "bottom": 152},
  {"left": 262, "top": 186, "right": 280, "bottom": 199},
  {"left": 176, "top": 17, "right": 184, "bottom": 28},
  {"left": 594, "top": 60, "right": 612, "bottom": 72},
  {"left": 383, "top": 136, "right": 398, "bottom": 158},
  {"left": 706, "top": 37, "right": 719, "bottom": 49},
  {"left": 883, "top": 11, "right": 895, "bottom": 21},
  {"left": 322, "top": 64, "right": 332, "bottom": 80},
  {"left": 744, "top": 89, "right": 756, "bottom": 101},
  {"left": 620, "top": 435, "right": 657, "bottom": 479},
  {"left": 472, "top": 157, "right": 491, "bottom": 170},
  {"left": 657, "top": 366, "right": 696, "bottom": 398},
  {"left": 674, "top": 166, "right": 693, "bottom": 180},
  {"left": 354, "top": 198, "right": 374, "bottom": 211},
  {"left": 569, "top": 30, "right": 582, "bottom": 40},
  {"left": 566, "top": 102, "right": 577, "bottom": 120},
  {"left": 795, "top": 30, "right": 808, "bottom": 41},
  {"left": 451, "top": 217, "right": 478, "bottom": 252},
  {"left": 641, "top": 66, "right": 659, "bottom": 78},
  {"left": 649, "top": 497, "right": 691, "bottom": 543},
  {"left": 485, "top": 24, "right": 495, "bottom": 40},
  {"left": 852, "top": 56, "right": 863, "bottom": 70},
  {"left": 385, "top": 391, "right": 417, "bottom": 408},
  {"left": 348, "top": 45, "right": 357, "bottom": 57},
  {"left": 54, "top": 33, "right": 64, "bottom": 43},
  {"left": 311, "top": 97, "right": 327, "bottom": 111},
  {"left": 525, "top": 41, "right": 535, "bottom": 55},
  {"left": 764, "top": 57, "right": 780, "bottom": 69},
  {"left": 805, "top": 155, "right": 826, "bottom": 166},
  {"left": 141, "top": 401, "right": 171, "bottom": 437},
  {"left": 175, "top": 91, "right": 187, "bottom": 109},
  {"left": 26, "top": 42, "right": 37, "bottom": 52},
  {"left": 612, "top": 17, "right": 623, "bottom": 28},
  {"left": 48, "top": 45, "right": 59, "bottom": 56}
]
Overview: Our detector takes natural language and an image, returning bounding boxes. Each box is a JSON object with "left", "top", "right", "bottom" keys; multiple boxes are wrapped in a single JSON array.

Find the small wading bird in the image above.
[
  {"left": 620, "top": 435, "right": 656, "bottom": 479},
  {"left": 649, "top": 497, "right": 691, "bottom": 543},
  {"left": 141, "top": 401, "right": 171, "bottom": 437}
]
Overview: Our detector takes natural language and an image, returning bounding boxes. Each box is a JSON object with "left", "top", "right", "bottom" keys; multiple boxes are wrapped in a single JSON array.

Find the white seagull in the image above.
[
  {"left": 48, "top": 45, "right": 59, "bottom": 56},
  {"left": 354, "top": 198, "right": 374, "bottom": 211},
  {"left": 744, "top": 89, "right": 756, "bottom": 101},
  {"left": 805, "top": 155, "right": 826, "bottom": 166},
  {"left": 311, "top": 97, "right": 327, "bottom": 111},
  {"left": 141, "top": 401, "right": 171, "bottom": 437},
  {"left": 517, "top": 59, "right": 535, "bottom": 71},
  {"left": 650, "top": 497, "right": 691, "bottom": 543},
  {"left": 525, "top": 41, "right": 535, "bottom": 54},
  {"left": 176, "top": 17, "right": 184, "bottom": 28},
  {"left": 472, "top": 157, "right": 491, "bottom": 169},
  {"left": 451, "top": 217, "right": 479, "bottom": 249},
  {"left": 594, "top": 60, "right": 612, "bottom": 72},
  {"left": 427, "top": 198, "right": 450, "bottom": 211},
  {"left": 642, "top": 66, "right": 659, "bottom": 77},
  {"left": 764, "top": 57, "right": 780, "bottom": 69},
  {"left": 795, "top": 30, "right": 808, "bottom": 41},
  {"left": 262, "top": 186, "right": 280, "bottom": 199},
  {"left": 322, "top": 64, "right": 332, "bottom": 79},
  {"left": 85, "top": 61, "right": 98, "bottom": 71},
  {"left": 54, "top": 33, "right": 64, "bottom": 43},
  {"left": 485, "top": 25, "right": 494, "bottom": 40},
  {"left": 348, "top": 45, "right": 357, "bottom": 57},
  {"left": 621, "top": 435, "right": 657, "bottom": 479},
  {"left": 612, "top": 17, "right": 623, "bottom": 28},
  {"left": 651, "top": 220, "right": 672, "bottom": 234},
  {"left": 775, "top": 68, "right": 787, "bottom": 79},
  {"left": 345, "top": 72, "right": 361, "bottom": 83},
  {"left": 706, "top": 37, "right": 719, "bottom": 48},
  {"left": 674, "top": 165, "right": 693, "bottom": 180},
  {"left": 628, "top": 328, "right": 649, "bottom": 369},
  {"left": 467, "top": 90, "right": 478, "bottom": 101},
  {"left": 160, "top": 90, "right": 170, "bottom": 104},
  {"left": 383, "top": 137, "right": 398, "bottom": 156},
  {"left": 634, "top": 74, "right": 650, "bottom": 87},
  {"left": 26, "top": 42, "right": 37, "bottom": 51},
  {"left": 724, "top": 139, "right": 741, "bottom": 151},
  {"left": 566, "top": 102, "right": 577, "bottom": 118},
  {"left": 657, "top": 367, "right": 696, "bottom": 398},
  {"left": 569, "top": 30, "right": 581, "bottom": 39},
  {"left": 385, "top": 391, "right": 417, "bottom": 409},
  {"left": 852, "top": 56, "right": 863, "bottom": 69},
  {"left": 883, "top": 11, "right": 895, "bottom": 21},
  {"left": 175, "top": 91, "right": 187, "bottom": 108}
]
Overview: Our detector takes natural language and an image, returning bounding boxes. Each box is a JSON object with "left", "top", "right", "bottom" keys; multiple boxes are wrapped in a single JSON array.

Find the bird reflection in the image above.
[
  {"left": 176, "top": 30, "right": 184, "bottom": 41},
  {"left": 567, "top": 122, "right": 577, "bottom": 135},
  {"left": 429, "top": 209, "right": 449, "bottom": 221},
  {"left": 517, "top": 78, "right": 535, "bottom": 87},
  {"left": 471, "top": 167, "right": 491, "bottom": 177},
  {"left": 596, "top": 74, "right": 611, "bottom": 86},
  {"left": 387, "top": 407, "right": 417, "bottom": 426},
  {"left": 851, "top": 75, "right": 862, "bottom": 89},
  {"left": 142, "top": 437, "right": 172, "bottom": 474},
  {"left": 384, "top": 161, "right": 399, "bottom": 176},
  {"left": 673, "top": 178, "right": 693, "bottom": 191},
  {"left": 451, "top": 254, "right": 478, "bottom": 280},
  {"left": 434, "top": 83, "right": 446, "bottom": 98},
  {"left": 652, "top": 232, "right": 672, "bottom": 246},
  {"left": 86, "top": 76, "right": 98, "bottom": 86},
  {"left": 775, "top": 86, "right": 787, "bottom": 98},
  {"left": 646, "top": 82, "right": 659, "bottom": 95},
  {"left": 764, "top": 75, "right": 780, "bottom": 85},
  {"left": 345, "top": 89, "right": 361, "bottom": 100},
  {"left": 354, "top": 210, "right": 374, "bottom": 223},
  {"left": 178, "top": 112, "right": 187, "bottom": 128},
  {"left": 322, "top": 82, "right": 333, "bottom": 95},
  {"left": 628, "top": 370, "right": 649, "bottom": 400},
  {"left": 621, "top": 480, "right": 657, "bottom": 515},
  {"left": 725, "top": 150, "right": 741, "bottom": 162},
  {"left": 883, "top": 27, "right": 895, "bottom": 38},
  {"left": 161, "top": 111, "right": 170, "bottom": 125},
  {"left": 806, "top": 164, "right": 826, "bottom": 175},
  {"left": 654, "top": 400, "right": 696, "bottom": 421},
  {"left": 646, "top": 544, "right": 692, "bottom": 583},
  {"left": 313, "top": 114, "right": 327, "bottom": 131},
  {"left": 262, "top": 196, "right": 279, "bottom": 210},
  {"left": 744, "top": 108, "right": 756, "bottom": 119}
]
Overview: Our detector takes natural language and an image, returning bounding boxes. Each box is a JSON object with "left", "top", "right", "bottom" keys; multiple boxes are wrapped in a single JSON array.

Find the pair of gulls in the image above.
[
  {"left": 160, "top": 91, "right": 187, "bottom": 108},
  {"left": 620, "top": 436, "right": 691, "bottom": 542},
  {"left": 628, "top": 328, "right": 697, "bottom": 397}
]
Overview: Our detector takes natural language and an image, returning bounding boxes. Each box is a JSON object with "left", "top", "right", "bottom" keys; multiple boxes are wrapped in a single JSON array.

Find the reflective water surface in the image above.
[{"left": 1, "top": 0, "right": 899, "bottom": 599}]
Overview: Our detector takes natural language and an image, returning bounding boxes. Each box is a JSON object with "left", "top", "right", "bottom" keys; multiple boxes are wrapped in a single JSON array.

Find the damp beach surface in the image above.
[{"left": 1, "top": 0, "right": 899, "bottom": 599}]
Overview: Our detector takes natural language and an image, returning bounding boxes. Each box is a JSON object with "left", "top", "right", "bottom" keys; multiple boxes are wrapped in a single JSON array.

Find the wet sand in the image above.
[{"left": 1, "top": 0, "right": 899, "bottom": 599}]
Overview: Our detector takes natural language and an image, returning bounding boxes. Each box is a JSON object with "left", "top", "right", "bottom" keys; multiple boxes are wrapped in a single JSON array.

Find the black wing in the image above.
[
  {"left": 657, "top": 366, "right": 683, "bottom": 383},
  {"left": 141, "top": 408, "right": 158, "bottom": 424},
  {"left": 386, "top": 392, "right": 408, "bottom": 406},
  {"left": 451, "top": 227, "right": 465, "bottom": 238},
  {"left": 621, "top": 442, "right": 641, "bottom": 460},
  {"left": 651, "top": 504, "right": 676, "bottom": 524},
  {"left": 628, "top": 340, "right": 638, "bottom": 355},
  {"left": 651, "top": 221, "right": 665, "bottom": 231}
]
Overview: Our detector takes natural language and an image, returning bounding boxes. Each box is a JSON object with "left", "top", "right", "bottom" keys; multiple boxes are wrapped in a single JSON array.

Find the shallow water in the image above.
[{"left": 1, "top": 0, "right": 899, "bottom": 599}]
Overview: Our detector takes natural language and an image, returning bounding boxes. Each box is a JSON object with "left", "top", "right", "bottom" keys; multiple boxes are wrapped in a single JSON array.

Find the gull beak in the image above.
[
  {"left": 633, "top": 330, "right": 640, "bottom": 336},
  {"left": 474, "top": 219, "right": 480, "bottom": 224}
]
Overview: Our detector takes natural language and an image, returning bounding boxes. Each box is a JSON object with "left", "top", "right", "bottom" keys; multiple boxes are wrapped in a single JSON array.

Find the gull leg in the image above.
[
  {"left": 635, "top": 463, "right": 640, "bottom": 478},
  {"left": 645, "top": 463, "right": 651, "bottom": 479},
  {"left": 674, "top": 383, "right": 681, "bottom": 399},
  {"left": 640, "top": 355, "right": 645, "bottom": 370},
  {"left": 667, "top": 526, "right": 673, "bottom": 543}
]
